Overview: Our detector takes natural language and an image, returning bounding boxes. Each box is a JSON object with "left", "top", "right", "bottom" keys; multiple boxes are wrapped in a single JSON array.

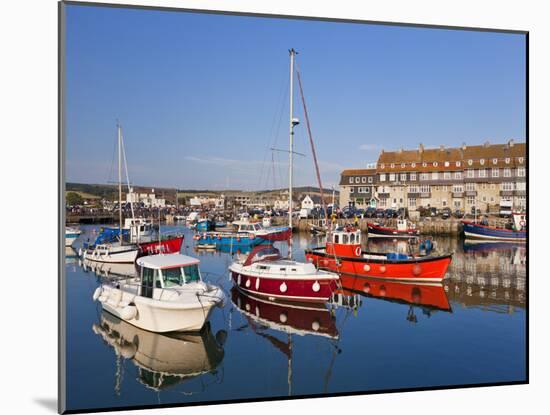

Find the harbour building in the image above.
[{"left": 339, "top": 140, "right": 526, "bottom": 212}]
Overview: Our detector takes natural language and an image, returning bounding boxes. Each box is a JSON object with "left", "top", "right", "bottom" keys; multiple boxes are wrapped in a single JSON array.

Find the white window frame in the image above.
[
  {"left": 380, "top": 173, "right": 386, "bottom": 182},
  {"left": 492, "top": 168, "right": 499, "bottom": 178},
  {"left": 400, "top": 173, "right": 407, "bottom": 181},
  {"left": 432, "top": 172, "right": 439, "bottom": 180},
  {"left": 504, "top": 168, "right": 511, "bottom": 177}
]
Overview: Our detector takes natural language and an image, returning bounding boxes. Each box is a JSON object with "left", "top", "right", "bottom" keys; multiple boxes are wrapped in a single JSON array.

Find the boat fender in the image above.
[
  {"left": 312, "top": 320, "right": 320, "bottom": 332},
  {"left": 120, "top": 305, "right": 137, "bottom": 320},
  {"left": 312, "top": 281, "right": 321, "bottom": 292},
  {"left": 237, "top": 274, "right": 241, "bottom": 285},
  {"left": 363, "top": 264, "right": 371, "bottom": 272},
  {"left": 379, "top": 265, "right": 386, "bottom": 273},
  {"left": 520, "top": 220, "right": 526, "bottom": 227},
  {"left": 245, "top": 279, "right": 251, "bottom": 288},
  {"left": 107, "top": 289, "right": 122, "bottom": 307},
  {"left": 363, "top": 283, "right": 371, "bottom": 293},
  {"left": 255, "top": 306, "right": 260, "bottom": 317},
  {"left": 355, "top": 246, "right": 361, "bottom": 256},
  {"left": 245, "top": 303, "right": 251, "bottom": 311},
  {"left": 412, "top": 264, "right": 422, "bottom": 276},
  {"left": 255, "top": 278, "right": 260, "bottom": 290},
  {"left": 280, "top": 282, "right": 288, "bottom": 293},
  {"left": 92, "top": 287, "right": 102, "bottom": 301},
  {"left": 118, "top": 342, "right": 137, "bottom": 360},
  {"left": 279, "top": 312, "right": 288, "bottom": 323},
  {"left": 78, "top": 248, "right": 83, "bottom": 257}
]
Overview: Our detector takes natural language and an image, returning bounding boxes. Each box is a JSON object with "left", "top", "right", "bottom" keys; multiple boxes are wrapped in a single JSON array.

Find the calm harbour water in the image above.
[{"left": 65, "top": 225, "right": 526, "bottom": 412}]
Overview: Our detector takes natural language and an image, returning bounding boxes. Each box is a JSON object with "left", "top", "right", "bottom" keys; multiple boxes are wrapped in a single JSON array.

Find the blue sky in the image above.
[{"left": 65, "top": 4, "right": 526, "bottom": 190}]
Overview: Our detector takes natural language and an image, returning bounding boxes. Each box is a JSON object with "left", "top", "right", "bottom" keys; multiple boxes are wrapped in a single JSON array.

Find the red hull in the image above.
[
  {"left": 138, "top": 236, "right": 184, "bottom": 256},
  {"left": 305, "top": 249, "right": 452, "bottom": 282},
  {"left": 230, "top": 271, "right": 337, "bottom": 303},
  {"left": 258, "top": 228, "right": 292, "bottom": 242}
]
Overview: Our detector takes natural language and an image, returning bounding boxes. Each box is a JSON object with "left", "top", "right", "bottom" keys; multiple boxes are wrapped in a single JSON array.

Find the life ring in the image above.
[
  {"left": 519, "top": 220, "right": 526, "bottom": 227},
  {"left": 355, "top": 246, "right": 361, "bottom": 256}
]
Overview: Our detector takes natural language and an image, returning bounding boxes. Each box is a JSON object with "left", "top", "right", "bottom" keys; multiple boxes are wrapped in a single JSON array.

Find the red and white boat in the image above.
[
  {"left": 305, "top": 226, "right": 452, "bottom": 283},
  {"left": 125, "top": 218, "right": 184, "bottom": 255},
  {"left": 229, "top": 245, "right": 339, "bottom": 303},
  {"left": 367, "top": 218, "right": 420, "bottom": 239}
]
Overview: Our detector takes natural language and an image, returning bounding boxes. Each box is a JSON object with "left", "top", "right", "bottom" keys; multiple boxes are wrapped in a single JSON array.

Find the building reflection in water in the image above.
[{"left": 92, "top": 311, "right": 226, "bottom": 394}]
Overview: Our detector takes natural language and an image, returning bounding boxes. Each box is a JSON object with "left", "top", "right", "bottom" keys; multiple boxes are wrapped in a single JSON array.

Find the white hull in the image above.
[
  {"left": 463, "top": 231, "right": 526, "bottom": 241},
  {"left": 83, "top": 245, "right": 139, "bottom": 264}
]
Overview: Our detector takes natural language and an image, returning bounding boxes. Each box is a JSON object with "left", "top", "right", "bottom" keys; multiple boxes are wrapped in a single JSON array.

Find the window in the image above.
[
  {"left": 365, "top": 187, "right": 370, "bottom": 193},
  {"left": 443, "top": 172, "right": 451, "bottom": 180},
  {"left": 380, "top": 173, "right": 386, "bottom": 182},
  {"left": 518, "top": 157, "right": 524, "bottom": 163},
  {"left": 409, "top": 185, "right": 419, "bottom": 193},
  {"left": 361, "top": 177, "right": 366, "bottom": 183},
  {"left": 467, "top": 196, "right": 475, "bottom": 205},
  {"left": 480, "top": 159, "right": 485, "bottom": 165},
  {"left": 478, "top": 169, "right": 487, "bottom": 178},
  {"left": 355, "top": 177, "right": 360, "bottom": 183},
  {"left": 432, "top": 172, "right": 439, "bottom": 180},
  {"left": 492, "top": 168, "right": 499, "bottom": 177},
  {"left": 420, "top": 185, "right": 431, "bottom": 193},
  {"left": 517, "top": 167, "right": 525, "bottom": 177},
  {"left": 453, "top": 184, "right": 464, "bottom": 193},
  {"left": 350, "top": 187, "right": 354, "bottom": 193},
  {"left": 400, "top": 173, "right": 407, "bottom": 181},
  {"left": 408, "top": 198, "right": 417, "bottom": 207},
  {"left": 410, "top": 173, "right": 417, "bottom": 181},
  {"left": 468, "top": 159, "right": 473, "bottom": 166},
  {"left": 466, "top": 169, "right": 474, "bottom": 178},
  {"left": 379, "top": 198, "right": 387, "bottom": 207},
  {"left": 504, "top": 168, "right": 511, "bottom": 177},
  {"left": 433, "top": 161, "right": 438, "bottom": 167},
  {"left": 401, "top": 162, "right": 405, "bottom": 168},
  {"left": 505, "top": 158, "right": 510, "bottom": 164},
  {"left": 411, "top": 162, "right": 416, "bottom": 168},
  {"left": 389, "top": 173, "right": 396, "bottom": 181},
  {"left": 368, "top": 177, "right": 373, "bottom": 183},
  {"left": 493, "top": 158, "right": 498, "bottom": 164},
  {"left": 349, "top": 177, "right": 353, "bottom": 184},
  {"left": 466, "top": 182, "right": 475, "bottom": 191},
  {"left": 422, "top": 162, "right": 427, "bottom": 167},
  {"left": 455, "top": 171, "right": 462, "bottom": 180},
  {"left": 445, "top": 161, "right": 450, "bottom": 167},
  {"left": 456, "top": 161, "right": 461, "bottom": 167},
  {"left": 420, "top": 173, "right": 429, "bottom": 181},
  {"left": 390, "top": 163, "right": 395, "bottom": 168},
  {"left": 380, "top": 163, "right": 385, "bottom": 169},
  {"left": 501, "top": 182, "right": 514, "bottom": 191},
  {"left": 516, "top": 182, "right": 525, "bottom": 191}
]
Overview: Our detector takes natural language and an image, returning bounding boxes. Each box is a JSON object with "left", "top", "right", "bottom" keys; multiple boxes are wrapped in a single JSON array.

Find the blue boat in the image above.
[
  {"left": 461, "top": 212, "right": 526, "bottom": 242},
  {"left": 196, "top": 219, "right": 215, "bottom": 232},
  {"left": 195, "top": 231, "right": 271, "bottom": 248}
]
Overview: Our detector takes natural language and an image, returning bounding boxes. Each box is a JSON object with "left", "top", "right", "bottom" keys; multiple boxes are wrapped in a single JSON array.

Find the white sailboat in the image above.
[{"left": 82, "top": 124, "right": 140, "bottom": 264}]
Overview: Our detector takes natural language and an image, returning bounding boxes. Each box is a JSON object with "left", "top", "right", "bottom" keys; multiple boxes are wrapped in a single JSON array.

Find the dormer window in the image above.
[
  {"left": 468, "top": 159, "right": 473, "bottom": 166},
  {"left": 519, "top": 157, "right": 524, "bottom": 163},
  {"left": 422, "top": 162, "right": 427, "bottom": 167},
  {"left": 401, "top": 162, "right": 405, "bottom": 168},
  {"left": 505, "top": 158, "right": 510, "bottom": 164},
  {"left": 480, "top": 159, "right": 485, "bottom": 165},
  {"left": 444, "top": 161, "right": 449, "bottom": 167},
  {"left": 390, "top": 163, "right": 395, "bottom": 168},
  {"left": 456, "top": 161, "right": 461, "bottom": 167},
  {"left": 380, "top": 163, "right": 385, "bottom": 169},
  {"left": 493, "top": 158, "right": 498, "bottom": 164},
  {"left": 411, "top": 162, "right": 416, "bottom": 168},
  {"left": 433, "top": 161, "right": 438, "bottom": 167}
]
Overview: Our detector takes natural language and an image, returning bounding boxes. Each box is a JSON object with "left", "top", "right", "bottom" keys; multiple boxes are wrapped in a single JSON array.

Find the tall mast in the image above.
[
  {"left": 118, "top": 122, "right": 123, "bottom": 244},
  {"left": 288, "top": 48, "right": 296, "bottom": 259}
]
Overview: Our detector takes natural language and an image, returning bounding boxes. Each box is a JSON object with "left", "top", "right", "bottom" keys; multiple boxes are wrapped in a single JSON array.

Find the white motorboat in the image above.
[
  {"left": 65, "top": 227, "right": 81, "bottom": 247},
  {"left": 92, "top": 253, "right": 225, "bottom": 333}
]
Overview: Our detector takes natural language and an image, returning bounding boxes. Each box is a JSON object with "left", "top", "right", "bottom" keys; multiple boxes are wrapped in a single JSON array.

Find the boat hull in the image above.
[
  {"left": 462, "top": 221, "right": 526, "bottom": 241},
  {"left": 138, "top": 235, "right": 184, "bottom": 256},
  {"left": 65, "top": 234, "right": 80, "bottom": 247},
  {"left": 229, "top": 269, "right": 337, "bottom": 303},
  {"left": 196, "top": 233, "right": 271, "bottom": 248},
  {"left": 305, "top": 248, "right": 452, "bottom": 282},
  {"left": 83, "top": 246, "right": 139, "bottom": 264},
  {"left": 367, "top": 223, "right": 419, "bottom": 239},
  {"left": 257, "top": 227, "right": 292, "bottom": 242}
]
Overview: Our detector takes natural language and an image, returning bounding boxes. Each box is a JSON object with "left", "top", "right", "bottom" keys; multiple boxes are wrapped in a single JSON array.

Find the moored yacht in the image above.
[{"left": 92, "top": 253, "right": 224, "bottom": 332}]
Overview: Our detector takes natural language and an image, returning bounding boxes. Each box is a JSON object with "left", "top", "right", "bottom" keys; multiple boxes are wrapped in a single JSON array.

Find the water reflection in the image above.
[
  {"left": 92, "top": 311, "right": 226, "bottom": 393},
  {"left": 81, "top": 258, "right": 139, "bottom": 280}
]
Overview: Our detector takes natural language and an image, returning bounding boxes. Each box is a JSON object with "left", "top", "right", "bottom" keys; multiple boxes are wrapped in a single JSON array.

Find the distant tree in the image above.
[{"left": 66, "top": 192, "right": 84, "bottom": 206}]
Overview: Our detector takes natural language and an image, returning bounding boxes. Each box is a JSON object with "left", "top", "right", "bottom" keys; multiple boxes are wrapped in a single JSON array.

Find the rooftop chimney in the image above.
[
  {"left": 439, "top": 145, "right": 445, "bottom": 151},
  {"left": 484, "top": 141, "right": 490, "bottom": 148},
  {"left": 508, "top": 138, "right": 515, "bottom": 147},
  {"left": 419, "top": 143, "right": 424, "bottom": 153},
  {"left": 462, "top": 142, "right": 467, "bottom": 151}
]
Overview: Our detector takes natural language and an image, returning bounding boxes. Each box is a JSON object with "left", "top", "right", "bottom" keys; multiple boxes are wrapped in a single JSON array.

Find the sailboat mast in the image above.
[
  {"left": 118, "top": 123, "right": 123, "bottom": 244},
  {"left": 288, "top": 48, "right": 296, "bottom": 259}
]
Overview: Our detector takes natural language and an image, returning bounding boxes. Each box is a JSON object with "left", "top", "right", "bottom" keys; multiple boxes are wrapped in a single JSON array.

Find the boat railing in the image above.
[{"left": 104, "top": 277, "right": 215, "bottom": 301}]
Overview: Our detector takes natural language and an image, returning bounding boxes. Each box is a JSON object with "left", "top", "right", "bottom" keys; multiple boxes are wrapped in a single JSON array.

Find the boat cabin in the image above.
[
  {"left": 512, "top": 212, "right": 527, "bottom": 231},
  {"left": 136, "top": 254, "right": 203, "bottom": 298},
  {"left": 125, "top": 218, "right": 155, "bottom": 242},
  {"left": 326, "top": 226, "right": 362, "bottom": 258},
  {"left": 232, "top": 220, "right": 264, "bottom": 233},
  {"left": 396, "top": 218, "right": 415, "bottom": 232}
]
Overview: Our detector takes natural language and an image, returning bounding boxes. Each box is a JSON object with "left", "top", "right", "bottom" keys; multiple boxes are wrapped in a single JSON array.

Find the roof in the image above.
[
  {"left": 136, "top": 254, "right": 200, "bottom": 269},
  {"left": 341, "top": 168, "right": 377, "bottom": 176}
]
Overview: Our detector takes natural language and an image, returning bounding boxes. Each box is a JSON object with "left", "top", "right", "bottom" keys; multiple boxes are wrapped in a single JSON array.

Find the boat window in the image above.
[
  {"left": 350, "top": 233, "right": 355, "bottom": 243},
  {"left": 162, "top": 267, "right": 185, "bottom": 287},
  {"left": 291, "top": 268, "right": 297, "bottom": 272},
  {"left": 334, "top": 234, "right": 340, "bottom": 244},
  {"left": 356, "top": 233, "right": 361, "bottom": 244},
  {"left": 254, "top": 224, "right": 261, "bottom": 231},
  {"left": 280, "top": 268, "right": 286, "bottom": 271},
  {"left": 343, "top": 234, "right": 349, "bottom": 244},
  {"left": 258, "top": 265, "right": 270, "bottom": 270},
  {"left": 183, "top": 264, "right": 201, "bottom": 283},
  {"left": 141, "top": 267, "right": 156, "bottom": 298}
]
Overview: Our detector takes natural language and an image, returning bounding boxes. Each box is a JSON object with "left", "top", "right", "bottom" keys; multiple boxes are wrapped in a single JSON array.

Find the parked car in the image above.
[
  {"left": 453, "top": 209, "right": 464, "bottom": 219},
  {"left": 440, "top": 207, "right": 452, "bottom": 220}
]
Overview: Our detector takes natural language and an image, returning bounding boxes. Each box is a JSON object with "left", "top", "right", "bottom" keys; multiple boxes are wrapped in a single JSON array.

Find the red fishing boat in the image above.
[
  {"left": 367, "top": 218, "right": 420, "bottom": 239},
  {"left": 124, "top": 218, "right": 184, "bottom": 256},
  {"left": 305, "top": 226, "right": 452, "bottom": 283}
]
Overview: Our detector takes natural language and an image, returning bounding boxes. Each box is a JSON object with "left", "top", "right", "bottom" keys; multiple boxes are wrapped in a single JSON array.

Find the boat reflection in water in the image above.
[
  {"left": 81, "top": 258, "right": 139, "bottom": 280},
  {"left": 338, "top": 274, "right": 452, "bottom": 323},
  {"left": 92, "top": 311, "right": 226, "bottom": 392}
]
